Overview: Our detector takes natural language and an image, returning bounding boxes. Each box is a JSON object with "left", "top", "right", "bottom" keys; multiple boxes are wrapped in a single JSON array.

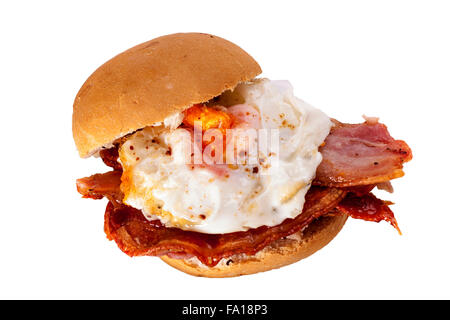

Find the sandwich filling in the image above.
[{"left": 119, "top": 79, "right": 331, "bottom": 233}]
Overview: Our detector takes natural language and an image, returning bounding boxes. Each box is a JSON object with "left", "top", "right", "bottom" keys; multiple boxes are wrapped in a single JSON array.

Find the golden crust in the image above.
[
  {"left": 72, "top": 33, "right": 261, "bottom": 157},
  {"left": 161, "top": 214, "right": 348, "bottom": 278}
]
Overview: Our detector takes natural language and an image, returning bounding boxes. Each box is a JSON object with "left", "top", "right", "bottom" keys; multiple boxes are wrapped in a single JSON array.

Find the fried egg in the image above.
[{"left": 119, "top": 79, "right": 332, "bottom": 234}]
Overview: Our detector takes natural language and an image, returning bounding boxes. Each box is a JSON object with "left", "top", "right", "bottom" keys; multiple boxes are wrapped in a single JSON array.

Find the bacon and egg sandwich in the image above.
[{"left": 74, "top": 33, "right": 412, "bottom": 277}]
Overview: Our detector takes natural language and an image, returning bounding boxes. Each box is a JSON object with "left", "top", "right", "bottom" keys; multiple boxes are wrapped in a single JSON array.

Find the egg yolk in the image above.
[{"left": 183, "top": 104, "right": 233, "bottom": 134}]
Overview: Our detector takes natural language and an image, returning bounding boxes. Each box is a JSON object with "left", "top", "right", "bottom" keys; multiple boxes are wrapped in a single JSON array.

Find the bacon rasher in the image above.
[{"left": 314, "top": 120, "right": 412, "bottom": 187}]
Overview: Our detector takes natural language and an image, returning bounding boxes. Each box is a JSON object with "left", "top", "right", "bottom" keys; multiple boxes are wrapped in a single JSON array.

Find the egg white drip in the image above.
[{"left": 120, "top": 79, "right": 332, "bottom": 234}]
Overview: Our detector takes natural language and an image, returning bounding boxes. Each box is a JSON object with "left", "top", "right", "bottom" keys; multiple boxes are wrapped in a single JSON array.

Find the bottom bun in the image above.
[{"left": 161, "top": 214, "right": 348, "bottom": 277}]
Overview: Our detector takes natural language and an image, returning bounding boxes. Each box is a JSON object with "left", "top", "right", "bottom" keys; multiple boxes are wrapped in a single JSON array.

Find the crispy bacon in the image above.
[
  {"left": 314, "top": 120, "right": 412, "bottom": 187},
  {"left": 99, "top": 147, "right": 122, "bottom": 170},
  {"left": 104, "top": 187, "right": 347, "bottom": 267},
  {"left": 337, "top": 192, "right": 401, "bottom": 234},
  {"left": 76, "top": 171, "right": 123, "bottom": 203},
  {"left": 344, "top": 185, "right": 375, "bottom": 196}
]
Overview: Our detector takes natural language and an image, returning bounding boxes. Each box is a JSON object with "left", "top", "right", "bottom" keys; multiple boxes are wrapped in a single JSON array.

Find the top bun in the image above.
[{"left": 73, "top": 33, "right": 262, "bottom": 157}]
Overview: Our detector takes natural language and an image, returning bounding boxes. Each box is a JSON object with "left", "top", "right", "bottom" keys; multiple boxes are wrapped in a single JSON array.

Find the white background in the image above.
[{"left": 1, "top": 0, "right": 449, "bottom": 299}]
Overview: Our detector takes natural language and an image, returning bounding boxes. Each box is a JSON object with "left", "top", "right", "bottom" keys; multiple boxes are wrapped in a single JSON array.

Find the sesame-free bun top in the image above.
[{"left": 72, "top": 33, "right": 262, "bottom": 157}]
